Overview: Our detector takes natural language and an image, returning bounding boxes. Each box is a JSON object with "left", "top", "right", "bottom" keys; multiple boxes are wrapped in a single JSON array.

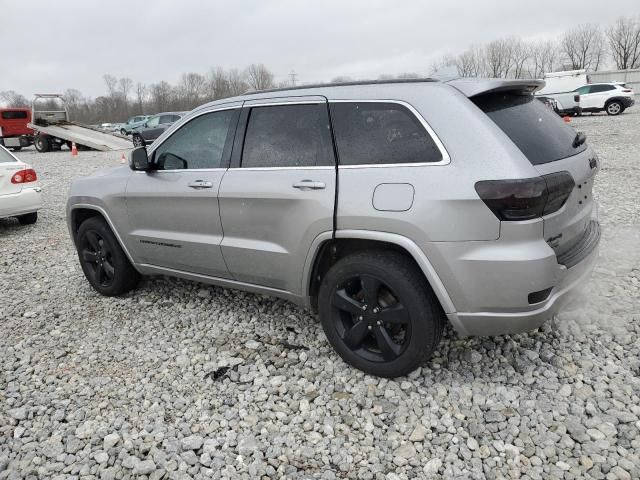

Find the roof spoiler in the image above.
[{"left": 445, "top": 78, "right": 545, "bottom": 97}]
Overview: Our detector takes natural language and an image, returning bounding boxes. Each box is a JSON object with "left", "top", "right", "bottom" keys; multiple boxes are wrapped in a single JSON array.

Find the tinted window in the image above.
[
  {"left": 591, "top": 84, "right": 614, "bottom": 93},
  {"left": 473, "top": 92, "right": 587, "bottom": 165},
  {"left": 159, "top": 115, "right": 175, "bottom": 124},
  {"left": 242, "top": 104, "right": 334, "bottom": 168},
  {"left": 1, "top": 111, "right": 28, "bottom": 120},
  {"left": 0, "top": 146, "right": 18, "bottom": 162},
  {"left": 330, "top": 102, "right": 442, "bottom": 165},
  {"left": 575, "top": 86, "right": 590, "bottom": 95},
  {"left": 154, "top": 110, "right": 235, "bottom": 170}
]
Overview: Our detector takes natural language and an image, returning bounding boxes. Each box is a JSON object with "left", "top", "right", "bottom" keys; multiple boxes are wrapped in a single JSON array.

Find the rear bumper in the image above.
[
  {"left": 0, "top": 187, "right": 42, "bottom": 219},
  {"left": 447, "top": 235, "right": 599, "bottom": 336},
  {"left": 427, "top": 215, "right": 600, "bottom": 337},
  {"left": 621, "top": 97, "right": 635, "bottom": 108}
]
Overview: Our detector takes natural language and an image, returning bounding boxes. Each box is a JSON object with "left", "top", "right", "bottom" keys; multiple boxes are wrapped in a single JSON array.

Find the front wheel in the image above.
[
  {"left": 34, "top": 135, "right": 50, "bottom": 153},
  {"left": 606, "top": 101, "right": 622, "bottom": 116},
  {"left": 120, "top": 128, "right": 128, "bottom": 136},
  {"left": 318, "top": 251, "right": 444, "bottom": 378},
  {"left": 76, "top": 216, "right": 140, "bottom": 296}
]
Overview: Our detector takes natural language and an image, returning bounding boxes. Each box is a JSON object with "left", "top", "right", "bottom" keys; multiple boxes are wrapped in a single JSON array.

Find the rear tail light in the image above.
[
  {"left": 475, "top": 172, "right": 575, "bottom": 221},
  {"left": 574, "top": 94, "right": 580, "bottom": 102},
  {"left": 11, "top": 168, "right": 38, "bottom": 184},
  {"left": 622, "top": 89, "right": 632, "bottom": 93}
]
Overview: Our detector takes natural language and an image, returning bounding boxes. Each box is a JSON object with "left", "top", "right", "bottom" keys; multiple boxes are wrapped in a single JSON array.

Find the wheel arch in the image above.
[
  {"left": 304, "top": 230, "right": 456, "bottom": 316},
  {"left": 69, "top": 204, "right": 138, "bottom": 267}
]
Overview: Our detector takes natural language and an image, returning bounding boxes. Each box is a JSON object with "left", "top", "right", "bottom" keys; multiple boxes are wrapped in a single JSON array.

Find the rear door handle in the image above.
[
  {"left": 188, "top": 180, "right": 213, "bottom": 189},
  {"left": 292, "top": 180, "right": 326, "bottom": 190}
]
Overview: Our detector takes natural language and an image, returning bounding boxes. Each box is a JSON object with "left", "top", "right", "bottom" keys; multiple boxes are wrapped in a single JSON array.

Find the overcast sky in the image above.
[{"left": 1, "top": 0, "right": 638, "bottom": 98}]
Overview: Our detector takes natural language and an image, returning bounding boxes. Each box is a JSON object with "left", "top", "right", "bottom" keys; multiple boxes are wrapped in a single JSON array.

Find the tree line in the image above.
[
  {"left": 431, "top": 17, "right": 640, "bottom": 79},
  {"left": 1, "top": 16, "right": 638, "bottom": 124}
]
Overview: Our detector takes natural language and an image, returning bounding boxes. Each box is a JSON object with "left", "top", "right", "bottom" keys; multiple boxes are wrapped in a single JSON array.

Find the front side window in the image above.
[
  {"left": 241, "top": 104, "right": 334, "bottom": 168},
  {"left": 330, "top": 102, "right": 443, "bottom": 165},
  {"left": 154, "top": 110, "right": 235, "bottom": 170}
]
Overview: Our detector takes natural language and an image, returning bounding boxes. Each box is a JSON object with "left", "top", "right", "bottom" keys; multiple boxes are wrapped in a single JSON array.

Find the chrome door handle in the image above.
[
  {"left": 292, "top": 180, "right": 326, "bottom": 190},
  {"left": 188, "top": 180, "right": 213, "bottom": 189}
]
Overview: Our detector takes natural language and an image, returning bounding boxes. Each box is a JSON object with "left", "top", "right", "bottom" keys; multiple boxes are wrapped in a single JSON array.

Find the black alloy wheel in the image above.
[
  {"left": 318, "top": 251, "right": 444, "bottom": 378},
  {"left": 80, "top": 230, "right": 116, "bottom": 288},
  {"left": 331, "top": 274, "right": 410, "bottom": 363}
]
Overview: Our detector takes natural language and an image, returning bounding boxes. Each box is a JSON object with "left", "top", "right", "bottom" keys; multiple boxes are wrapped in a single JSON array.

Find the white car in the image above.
[
  {"left": 574, "top": 82, "right": 635, "bottom": 116},
  {"left": 0, "top": 145, "right": 42, "bottom": 224}
]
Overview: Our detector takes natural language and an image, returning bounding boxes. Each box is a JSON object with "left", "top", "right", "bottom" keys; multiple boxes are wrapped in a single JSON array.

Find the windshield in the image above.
[
  {"left": 0, "top": 146, "right": 18, "bottom": 163},
  {"left": 473, "top": 92, "right": 587, "bottom": 165}
]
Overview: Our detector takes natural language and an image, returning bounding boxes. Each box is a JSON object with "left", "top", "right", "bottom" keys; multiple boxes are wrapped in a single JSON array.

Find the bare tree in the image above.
[
  {"left": 245, "top": 64, "right": 275, "bottom": 91},
  {"left": 510, "top": 39, "right": 530, "bottom": 78},
  {"left": 456, "top": 46, "right": 485, "bottom": 77},
  {"left": 103, "top": 74, "right": 118, "bottom": 98},
  {"left": 561, "top": 24, "right": 607, "bottom": 70},
  {"left": 485, "top": 39, "right": 514, "bottom": 77},
  {"left": 227, "top": 69, "right": 249, "bottom": 96},
  {"left": 207, "top": 67, "right": 230, "bottom": 100},
  {"left": 179, "top": 72, "right": 207, "bottom": 108},
  {"left": 330, "top": 76, "right": 353, "bottom": 83},
  {"left": 527, "top": 40, "right": 559, "bottom": 78},
  {"left": 0, "top": 90, "right": 30, "bottom": 107},
  {"left": 606, "top": 16, "right": 640, "bottom": 69},
  {"left": 429, "top": 54, "right": 456, "bottom": 75},
  {"left": 397, "top": 72, "right": 421, "bottom": 79},
  {"left": 135, "top": 82, "right": 147, "bottom": 114},
  {"left": 149, "top": 81, "right": 173, "bottom": 112}
]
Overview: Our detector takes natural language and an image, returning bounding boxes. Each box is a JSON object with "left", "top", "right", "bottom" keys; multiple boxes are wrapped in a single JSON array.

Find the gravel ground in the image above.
[{"left": 1, "top": 110, "right": 639, "bottom": 480}]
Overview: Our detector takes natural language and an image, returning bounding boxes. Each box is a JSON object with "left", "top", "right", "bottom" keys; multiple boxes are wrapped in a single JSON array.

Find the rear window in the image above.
[
  {"left": 1, "top": 110, "right": 28, "bottom": 120},
  {"left": 0, "top": 146, "right": 18, "bottom": 163},
  {"left": 473, "top": 93, "right": 587, "bottom": 165}
]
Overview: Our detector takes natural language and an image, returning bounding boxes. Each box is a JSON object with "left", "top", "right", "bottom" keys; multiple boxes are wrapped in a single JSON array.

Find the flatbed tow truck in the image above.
[{"left": 27, "top": 94, "right": 131, "bottom": 152}]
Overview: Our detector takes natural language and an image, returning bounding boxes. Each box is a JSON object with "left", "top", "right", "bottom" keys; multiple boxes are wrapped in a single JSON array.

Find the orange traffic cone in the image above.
[
  {"left": 120, "top": 153, "right": 126, "bottom": 164},
  {"left": 71, "top": 142, "right": 78, "bottom": 156},
  {"left": 563, "top": 116, "right": 571, "bottom": 123}
]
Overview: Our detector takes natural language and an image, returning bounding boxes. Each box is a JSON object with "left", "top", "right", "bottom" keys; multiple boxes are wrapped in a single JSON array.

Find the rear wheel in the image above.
[
  {"left": 120, "top": 128, "right": 127, "bottom": 135},
  {"left": 76, "top": 216, "right": 140, "bottom": 296},
  {"left": 34, "top": 135, "right": 50, "bottom": 153},
  {"left": 606, "top": 101, "right": 622, "bottom": 116},
  {"left": 318, "top": 251, "right": 444, "bottom": 378},
  {"left": 17, "top": 212, "right": 37, "bottom": 225},
  {"left": 132, "top": 134, "right": 145, "bottom": 147}
]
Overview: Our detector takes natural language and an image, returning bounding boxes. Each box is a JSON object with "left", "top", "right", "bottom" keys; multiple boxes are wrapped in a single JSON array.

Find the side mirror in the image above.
[{"left": 129, "top": 146, "right": 151, "bottom": 171}]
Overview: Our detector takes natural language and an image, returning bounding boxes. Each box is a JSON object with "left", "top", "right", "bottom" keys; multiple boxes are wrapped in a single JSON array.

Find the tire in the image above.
[
  {"left": 76, "top": 216, "right": 140, "bottom": 296},
  {"left": 17, "top": 212, "right": 37, "bottom": 225},
  {"left": 34, "top": 135, "right": 50, "bottom": 153},
  {"left": 318, "top": 251, "right": 445, "bottom": 378},
  {"left": 120, "top": 129, "right": 128, "bottom": 136},
  {"left": 606, "top": 101, "right": 622, "bottom": 116}
]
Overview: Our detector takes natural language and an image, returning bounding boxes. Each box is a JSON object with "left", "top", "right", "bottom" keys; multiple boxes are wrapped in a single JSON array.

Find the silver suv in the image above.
[{"left": 67, "top": 79, "right": 600, "bottom": 378}]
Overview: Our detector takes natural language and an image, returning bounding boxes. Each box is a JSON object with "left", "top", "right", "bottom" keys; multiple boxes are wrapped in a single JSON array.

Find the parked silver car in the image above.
[{"left": 66, "top": 78, "right": 600, "bottom": 377}]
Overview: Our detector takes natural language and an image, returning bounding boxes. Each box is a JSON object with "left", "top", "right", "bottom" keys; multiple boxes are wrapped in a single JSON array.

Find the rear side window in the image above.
[
  {"left": 330, "top": 102, "right": 443, "bottom": 166},
  {"left": 241, "top": 104, "right": 334, "bottom": 168},
  {"left": 473, "top": 93, "right": 587, "bottom": 165},
  {"left": 1, "top": 111, "right": 28, "bottom": 120},
  {"left": 0, "top": 147, "right": 18, "bottom": 162}
]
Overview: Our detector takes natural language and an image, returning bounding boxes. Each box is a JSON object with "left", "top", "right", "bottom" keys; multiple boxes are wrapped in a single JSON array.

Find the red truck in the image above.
[{"left": 0, "top": 108, "right": 34, "bottom": 151}]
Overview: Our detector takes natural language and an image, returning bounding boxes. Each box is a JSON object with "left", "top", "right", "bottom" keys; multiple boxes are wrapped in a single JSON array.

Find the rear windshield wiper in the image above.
[{"left": 573, "top": 132, "right": 587, "bottom": 148}]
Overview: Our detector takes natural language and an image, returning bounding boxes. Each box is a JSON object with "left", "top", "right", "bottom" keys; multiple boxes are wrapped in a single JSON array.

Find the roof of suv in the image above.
[{"left": 192, "top": 78, "right": 545, "bottom": 113}]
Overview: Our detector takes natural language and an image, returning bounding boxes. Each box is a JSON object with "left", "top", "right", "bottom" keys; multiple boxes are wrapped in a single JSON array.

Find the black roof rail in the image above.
[{"left": 245, "top": 78, "right": 438, "bottom": 95}]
